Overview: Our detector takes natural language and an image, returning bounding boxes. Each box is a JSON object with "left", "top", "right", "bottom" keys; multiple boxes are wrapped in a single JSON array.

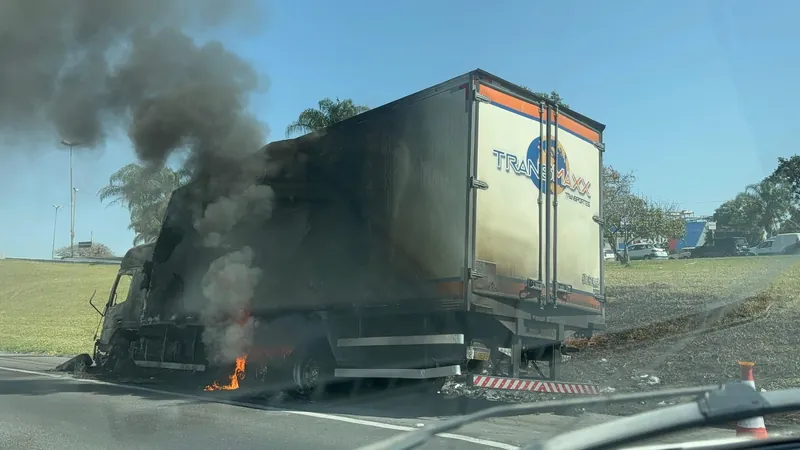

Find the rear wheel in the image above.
[{"left": 287, "top": 340, "right": 337, "bottom": 400}]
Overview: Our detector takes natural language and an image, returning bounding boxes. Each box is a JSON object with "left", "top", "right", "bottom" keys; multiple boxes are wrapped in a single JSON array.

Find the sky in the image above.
[{"left": 1, "top": 0, "right": 797, "bottom": 259}]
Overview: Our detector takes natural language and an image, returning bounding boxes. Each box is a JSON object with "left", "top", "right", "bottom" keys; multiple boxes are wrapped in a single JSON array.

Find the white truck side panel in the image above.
[{"left": 474, "top": 98, "right": 601, "bottom": 305}]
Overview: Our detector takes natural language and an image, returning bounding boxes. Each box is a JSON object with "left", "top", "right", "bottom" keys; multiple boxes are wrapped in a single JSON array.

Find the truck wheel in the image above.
[
  {"left": 287, "top": 341, "right": 336, "bottom": 400},
  {"left": 101, "top": 335, "right": 133, "bottom": 374}
]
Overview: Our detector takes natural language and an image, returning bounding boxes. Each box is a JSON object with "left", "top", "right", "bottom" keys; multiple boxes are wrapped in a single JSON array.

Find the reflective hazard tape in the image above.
[{"left": 471, "top": 375, "right": 600, "bottom": 395}]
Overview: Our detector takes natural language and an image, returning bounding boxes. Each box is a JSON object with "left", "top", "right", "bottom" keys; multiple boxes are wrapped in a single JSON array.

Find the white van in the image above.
[{"left": 749, "top": 233, "right": 800, "bottom": 256}]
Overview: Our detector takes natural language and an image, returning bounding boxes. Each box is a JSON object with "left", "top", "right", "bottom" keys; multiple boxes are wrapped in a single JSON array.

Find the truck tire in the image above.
[
  {"left": 287, "top": 340, "right": 336, "bottom": 400},
  {"left": 101, "top": 334, "right": 134, "bottom": 374}
]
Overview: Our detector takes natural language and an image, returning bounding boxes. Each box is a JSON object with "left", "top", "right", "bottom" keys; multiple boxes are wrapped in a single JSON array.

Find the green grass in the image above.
[
  {"left": 0, "top": 260, "right": 119, "bottom": 356},
  {"left": 2, "top": 256, "right": 800, "bottom": 356},
  {"left": 604, "top": 256, "right": 800, "bottom": 310},
  {"left": 586, "top": 255, "right": 800, "bottom": 345}
]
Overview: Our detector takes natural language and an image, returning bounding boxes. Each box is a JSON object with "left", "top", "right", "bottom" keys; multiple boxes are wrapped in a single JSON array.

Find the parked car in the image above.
[
  {"left": 691, "top": 237, "right": 749, "bottom": 258},
  {"left": 749, "top": 233, "right": 800, "bottom": 256},
  {"left": 626, "top": 243, "right": 669, "bottom": 260},
  {"left": 604, "top": 248, "right": 617, "bottom": 261},
  {"left": 669, "top": 247, "right": 694, "bottom": 260}
]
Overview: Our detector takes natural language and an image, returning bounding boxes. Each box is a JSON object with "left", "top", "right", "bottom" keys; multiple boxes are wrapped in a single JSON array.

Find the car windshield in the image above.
[{"left": 2, "top": 2, "right": 800, "bottom": 450}]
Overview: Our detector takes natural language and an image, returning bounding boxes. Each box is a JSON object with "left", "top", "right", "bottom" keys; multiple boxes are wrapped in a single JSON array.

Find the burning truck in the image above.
[{"left": 89, "top": 69, "right": 607, "bottom": 397}]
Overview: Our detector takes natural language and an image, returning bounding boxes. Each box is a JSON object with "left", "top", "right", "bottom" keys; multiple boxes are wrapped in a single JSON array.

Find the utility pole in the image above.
[
  {"left": 51, "top": 204, "right": 62, "bottom": 259},
  {"left": 61, "top": 140, "right": 80, "bottom": 257}
]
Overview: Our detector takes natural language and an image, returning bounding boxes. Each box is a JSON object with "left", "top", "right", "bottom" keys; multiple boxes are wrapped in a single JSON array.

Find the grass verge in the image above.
[
  {"left": 0, "top": 260, "right": 118, "bottom": 356},
  {"left": 568, "top": 256, "right": 800, "bottom": 349},
  {"left": 2, "top": 256, "right": 799, "bottom": 357}
]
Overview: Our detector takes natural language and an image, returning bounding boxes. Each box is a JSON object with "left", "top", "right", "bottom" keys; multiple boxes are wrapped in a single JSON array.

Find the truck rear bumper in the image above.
[{"left": 470, "top": 374, "right": 600, "bottom": 395}]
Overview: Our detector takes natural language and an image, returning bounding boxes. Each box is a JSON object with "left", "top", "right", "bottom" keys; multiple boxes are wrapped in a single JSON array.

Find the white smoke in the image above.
[
  {"left": 194, "top": 182, "right": 276, "bottom": 364},
  {"left": 199, "top": 247, "right": 260, "bottom": 364}
]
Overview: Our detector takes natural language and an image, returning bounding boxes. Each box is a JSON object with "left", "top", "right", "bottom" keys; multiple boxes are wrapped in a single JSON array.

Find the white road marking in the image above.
[{"left": 0, "top": 365, "right": 518, "bottom": 450}]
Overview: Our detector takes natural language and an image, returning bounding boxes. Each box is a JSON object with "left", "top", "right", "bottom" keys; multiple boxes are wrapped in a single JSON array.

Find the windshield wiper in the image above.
[
  {"left": 356, "top": 383, "right": 723, "bottom": 450},
  {"left": 526, "top": 382, "right": 800, "bottom": 450}
]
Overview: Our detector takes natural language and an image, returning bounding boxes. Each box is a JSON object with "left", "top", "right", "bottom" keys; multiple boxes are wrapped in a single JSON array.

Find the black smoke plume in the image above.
[{"left": 1, "top": 0, "right": 274, "bottom": 364}]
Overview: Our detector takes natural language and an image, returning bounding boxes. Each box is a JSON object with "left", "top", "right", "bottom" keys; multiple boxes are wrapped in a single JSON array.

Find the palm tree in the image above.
[
  {"left": 285, "top": 97, "right": 370, "bottom": 137},
  {"left": 743, "top": 179, "right": 792, "bottom": 238},
  {"left": 98, "top": 163, "right": 191, "bottom": 245}
]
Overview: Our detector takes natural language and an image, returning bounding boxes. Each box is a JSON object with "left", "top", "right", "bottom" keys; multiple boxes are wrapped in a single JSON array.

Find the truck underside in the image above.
[{"left": 108, "top": 304, "right": 600, "bottom": 397}]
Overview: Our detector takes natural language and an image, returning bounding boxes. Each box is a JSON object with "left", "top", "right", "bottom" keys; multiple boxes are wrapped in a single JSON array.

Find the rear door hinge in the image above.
[
  {"left": 474, "top": 90, "right": 490, "bottom": 104},
  {"left": 593, "top": 215, "right": 604, "bottom": 226},
  {"left": 468, "top": 268, "right": 484, "bottom": 279},
  {"left": 470, "top": 177, "right": 489, "bottom": 190},
  {"left": 594, "top": 142, "right": 606, "bottom": 152}
]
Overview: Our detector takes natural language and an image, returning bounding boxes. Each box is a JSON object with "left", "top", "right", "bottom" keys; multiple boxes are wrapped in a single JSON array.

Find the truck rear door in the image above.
[{"left": 470, "top": 82, "right": 603, "bottom": 315}]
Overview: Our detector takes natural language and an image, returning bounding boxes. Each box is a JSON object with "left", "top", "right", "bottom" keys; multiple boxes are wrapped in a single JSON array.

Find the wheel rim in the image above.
[{"left": 293, "top": 357, "right": 320, "bottom": 392}]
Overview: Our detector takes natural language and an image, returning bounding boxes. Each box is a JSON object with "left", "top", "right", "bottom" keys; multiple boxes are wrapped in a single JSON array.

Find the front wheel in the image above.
[
  {"left": 643, "top": 255, "right": 652, "bottom": 260},
  {"left": 99, "top": 334, "right": 133, "bottom": 373}
]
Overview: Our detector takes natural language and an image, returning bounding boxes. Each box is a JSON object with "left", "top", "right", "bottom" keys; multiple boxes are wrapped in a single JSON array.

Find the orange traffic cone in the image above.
[{"left": 735, "top": 361, "right": 768, "bottom": 439}]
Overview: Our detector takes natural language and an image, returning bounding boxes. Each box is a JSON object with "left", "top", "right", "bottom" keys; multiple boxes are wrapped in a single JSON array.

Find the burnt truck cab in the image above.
[{"left": 91, "top": 243, "right": 154, "bottom": 370}]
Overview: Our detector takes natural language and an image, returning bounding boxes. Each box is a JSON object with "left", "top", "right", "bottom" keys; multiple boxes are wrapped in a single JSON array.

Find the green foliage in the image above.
[
  {"left": 55, "top": 243, "right": 114, "bottom": 258},
  {"left": 285, "top": 97, "right": 370, "bottom": 137},
  {"left": 770, "top": 155, "right": 800, "bottom": 200},
  {"left": 601, "top": 166, "right": 685, "bottom": 262},
  {"left": 98, "top": 163, "right": 191, "bottom": 245},
  {"left": 713, "top": 178, "right": 794, "bottom": 242},
  {"left": 521, "top": 87, "right": 570, "bottom": 109}
]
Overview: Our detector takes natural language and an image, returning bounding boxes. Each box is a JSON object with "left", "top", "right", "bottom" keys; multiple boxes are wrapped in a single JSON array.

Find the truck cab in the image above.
[{"left": 91, "top": 243, "right": 154, "bottom": 370}]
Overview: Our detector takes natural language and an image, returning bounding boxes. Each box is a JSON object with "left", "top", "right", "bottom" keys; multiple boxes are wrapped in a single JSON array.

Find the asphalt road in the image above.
[{"left": 0, "top": 353, "right": 738, "bottom": 450}]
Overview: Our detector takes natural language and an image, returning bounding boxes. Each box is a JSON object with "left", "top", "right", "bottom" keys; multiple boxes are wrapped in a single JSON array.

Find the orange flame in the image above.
[{"left": 204, "top": 356, "right": 247, "bottom": 391}]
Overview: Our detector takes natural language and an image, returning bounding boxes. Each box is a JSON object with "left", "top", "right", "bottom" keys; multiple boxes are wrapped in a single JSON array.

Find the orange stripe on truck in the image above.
[{"left": 478, "top": 84, "right": 601, "bottom": 143}]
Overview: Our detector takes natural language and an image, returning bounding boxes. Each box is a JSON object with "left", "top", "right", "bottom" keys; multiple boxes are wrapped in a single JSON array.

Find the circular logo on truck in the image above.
[{"left": 527, "top": 137, "right": 570, "bottom": 195}]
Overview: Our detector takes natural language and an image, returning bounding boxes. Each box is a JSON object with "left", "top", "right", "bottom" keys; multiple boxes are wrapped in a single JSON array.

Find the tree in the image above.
[
  {"left": 521, "top": 87, "right": 569, "bottom": 109},
  {"left": 285, "top": 97, "right": 370, "bottom": 137},
  {"left": 743, "top": 179, "right": 792, "bottom": 238},
  {"left": 637, "top": 200, "right": 686, "bottom": 244},
  {"left": 55, "top": 243, "right": 114, "bottom": 258},
  {"left": 770, "top": 155, "right": 800, "bottom": 200},
  {"left": 601, "top": 166, "right": 685, "bottom": 263},
  {"left": 713, "top": 177, "right": 793, "bottom": 242},
  {"left": 712, "top": 192, "right": 763, "bottom": 244},
  {"left": 98, "top": 163, "right": 191, "bottom": 245},
  {"left": 601, "top": 166, "right": 636, "bottom": 260}
]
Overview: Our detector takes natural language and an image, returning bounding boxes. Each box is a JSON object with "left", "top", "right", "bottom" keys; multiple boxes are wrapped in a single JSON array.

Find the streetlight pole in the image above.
[
  {"left": 51, "top": 204, "right": 62, "bottom": 259},
  {"left": 61, "top": 140, "right": 80, "bottom": 257},
  {"left": 72, "top": 188, "right": 79, "bottom": 255}
]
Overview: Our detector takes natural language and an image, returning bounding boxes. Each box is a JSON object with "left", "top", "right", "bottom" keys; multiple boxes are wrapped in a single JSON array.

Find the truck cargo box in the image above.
[{"left": 143, "top": 70, "right": 606, "bottom": 329}]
